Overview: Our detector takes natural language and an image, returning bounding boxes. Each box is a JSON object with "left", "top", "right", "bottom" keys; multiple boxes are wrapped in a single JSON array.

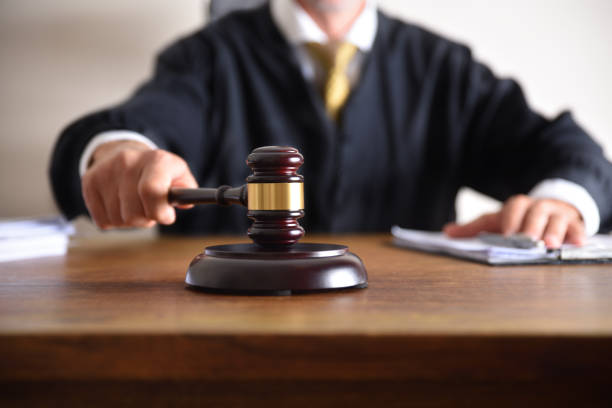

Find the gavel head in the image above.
[{"left": 245, "top": 146, "right": 305, "bottom": 247}]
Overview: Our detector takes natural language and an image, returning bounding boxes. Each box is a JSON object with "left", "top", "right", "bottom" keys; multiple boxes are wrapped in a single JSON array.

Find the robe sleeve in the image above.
[
  {"left": 49, "top": 33, "right": 213, "bottom": 220},
  {"left": 453, "top": 49, "right": 612, "bottom": 232}
]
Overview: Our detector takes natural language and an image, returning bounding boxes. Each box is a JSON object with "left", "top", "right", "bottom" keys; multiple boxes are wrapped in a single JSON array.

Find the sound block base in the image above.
[{"left": 185, "top": 243, "right": 368, "bottom": 295}]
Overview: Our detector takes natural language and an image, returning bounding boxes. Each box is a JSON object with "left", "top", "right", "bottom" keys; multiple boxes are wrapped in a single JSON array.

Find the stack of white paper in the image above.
[
  {"left": 560, "top": 235, "right": 612, "bottom": 261},
  {"left": 391, "top": 226, "right": 555, "bottom": 265},
  {"left": 0, "top": 216, "right": 74, "bottom": 262},
  {"left": 391, "top": 226, "right": 612, "bottom": 265}
]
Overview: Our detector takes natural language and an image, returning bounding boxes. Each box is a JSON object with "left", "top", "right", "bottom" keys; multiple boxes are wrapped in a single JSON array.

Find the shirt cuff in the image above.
[
  {"left": 529, "top": 178, "right": 601, "bottom": 236},
  {"left": 78, "top": 130, "right": 158, "bottom": 177}
]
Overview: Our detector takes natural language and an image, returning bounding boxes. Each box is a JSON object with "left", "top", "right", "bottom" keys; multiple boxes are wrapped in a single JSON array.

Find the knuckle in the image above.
[
  {"left": 146, "top": 149, "right": 172, "bottom": 164},
  {"left": 549, "top": 213, "right": 565, "bottom": 223},
  {"left": 553, "top": 213, "right": 570, "bottom": 224},
  {"left": 508, "top": 194, "right": 529, "bottom": 205},
  {"left": 115, "top": 149, "right": 138, "bottom": 170},
  {"left": 570, "top": 218, "right": 585, "bottom": 230},
  {"left": 526, "top": 200, "right": 548, "bottom": 217},
  {"left": 530, "top": 200, "right": 549, "bottom": 214},
  {"left": 83, "top": 167, "right": 110, "bottom": 191},
  {"left": 147, "top": 149, "right": 186, "bottom": 170}
]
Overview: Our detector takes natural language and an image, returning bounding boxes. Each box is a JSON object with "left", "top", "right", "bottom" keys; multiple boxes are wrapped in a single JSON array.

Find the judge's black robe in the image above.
[{"left": 49, "top": 5, "right": 612, "bottom": 234}]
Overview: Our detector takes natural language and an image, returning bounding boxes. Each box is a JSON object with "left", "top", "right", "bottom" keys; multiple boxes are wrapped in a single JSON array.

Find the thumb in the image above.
[
  {"left": 170, "top": 164, "right": 198, "bottom": 209},
  {"left": 171, "top": 168, "right": 198, "bottom": 189},
  {"left": 443, "top": 213, "right": 501, "bottom": 238},
  {"left": 138, "top": 150, "right": 197, "bottom": 225}
]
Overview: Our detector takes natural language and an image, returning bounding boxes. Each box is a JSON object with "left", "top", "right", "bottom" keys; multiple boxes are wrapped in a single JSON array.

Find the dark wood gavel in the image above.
[
  {"left": 168, "top": 146, "right": 305, "bottom": 247},
  {"left": 168, "top": 145, "right": 367, "bottom": 294}
]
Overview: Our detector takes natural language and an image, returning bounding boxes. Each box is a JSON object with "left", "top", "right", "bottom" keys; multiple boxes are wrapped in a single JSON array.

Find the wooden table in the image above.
[{"left": 1, "top": 234, "right": 611, "bottom": 407}]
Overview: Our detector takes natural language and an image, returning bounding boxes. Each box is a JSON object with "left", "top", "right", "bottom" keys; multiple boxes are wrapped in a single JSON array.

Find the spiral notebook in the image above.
[{"left": 391, "top": 226, "right": 612, "bottom": 265}]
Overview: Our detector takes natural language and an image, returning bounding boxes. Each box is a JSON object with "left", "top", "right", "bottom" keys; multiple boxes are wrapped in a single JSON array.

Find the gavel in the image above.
[
  {"left": 168, "top": 145, "right": 367, "bottom": 295},
  {"left": 168, "top": 146, "right": 305, "bottom": 247}
]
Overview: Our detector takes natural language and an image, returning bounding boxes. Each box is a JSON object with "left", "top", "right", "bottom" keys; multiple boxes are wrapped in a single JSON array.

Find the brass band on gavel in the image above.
[{"left": 247, "top": 183, "right": 304, "bottom": 211}]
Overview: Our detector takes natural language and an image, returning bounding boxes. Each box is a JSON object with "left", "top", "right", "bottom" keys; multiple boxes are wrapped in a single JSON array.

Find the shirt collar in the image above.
[{"left": 270, "top": 0, "right": 378, "bottom": 51}]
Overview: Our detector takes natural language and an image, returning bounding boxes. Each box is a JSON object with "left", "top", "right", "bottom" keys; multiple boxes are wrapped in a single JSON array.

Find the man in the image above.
[{"left": 49, "top": 0, "right": 612, "bottom": 247}]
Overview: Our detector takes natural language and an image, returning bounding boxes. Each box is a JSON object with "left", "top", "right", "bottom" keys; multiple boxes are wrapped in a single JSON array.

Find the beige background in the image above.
[{"left": 1, "top": 0, "right": 610, "bottom": 233}]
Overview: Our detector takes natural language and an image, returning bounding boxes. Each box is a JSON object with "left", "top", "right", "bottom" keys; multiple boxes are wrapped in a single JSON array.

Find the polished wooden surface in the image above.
[{"left": 1, "top": 233, "right": 611, "bottom": 406}]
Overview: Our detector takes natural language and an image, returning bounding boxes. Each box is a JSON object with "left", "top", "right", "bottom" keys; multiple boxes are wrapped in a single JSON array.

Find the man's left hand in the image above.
[{"left": 443, "top": 195, "right": 585, "bottom": 248}]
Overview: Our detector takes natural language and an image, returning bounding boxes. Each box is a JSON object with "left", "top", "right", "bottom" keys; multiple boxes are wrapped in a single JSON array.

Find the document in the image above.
[
  {"left": 391, "top": 226, "right": 612, "bottom": 265},
  {"left": 0, "top": 216, "right": 74, "bottom": 262}
]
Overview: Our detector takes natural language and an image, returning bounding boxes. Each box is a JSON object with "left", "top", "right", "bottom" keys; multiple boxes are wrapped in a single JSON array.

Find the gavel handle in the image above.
[{"left": 168, "top": 185, "right": 247, "bottom": 207}]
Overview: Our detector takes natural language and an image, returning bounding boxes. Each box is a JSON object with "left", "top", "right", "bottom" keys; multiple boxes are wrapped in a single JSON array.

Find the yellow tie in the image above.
[{"left": 306, "top": 42, "right": 358, "bottom": 121}]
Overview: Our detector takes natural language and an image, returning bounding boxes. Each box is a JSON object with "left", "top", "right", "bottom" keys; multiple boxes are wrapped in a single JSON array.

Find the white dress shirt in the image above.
[
  {"left": 271, "top": 0, "right": 377, "bottom": 89},
  {"left": 79, "top": 0, "right": 601, "bottom": 235}
]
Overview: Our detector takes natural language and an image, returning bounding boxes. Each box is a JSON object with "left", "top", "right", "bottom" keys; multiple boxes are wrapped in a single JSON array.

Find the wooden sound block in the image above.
[{"left": 185, "top": 243, "right": 368, "bottom": 295}]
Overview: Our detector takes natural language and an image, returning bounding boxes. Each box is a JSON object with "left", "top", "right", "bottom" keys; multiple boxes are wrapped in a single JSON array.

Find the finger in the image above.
[
  {"left": 565, "top": 220, "right": 586, "bottom": 246},
  {"left": 172, "top": 167, "right": 198, "bottom": 189},
  {"left": 500, "top": 195, "right": 532, "bottom": 236},
  {"left": 542, "top": 214, "right": 568, "bottom": 249},
  {"left": 88, "top": 188, "right": 112, "bottom": 229},
  {"left": 138, "top": 151, "right": 190, "bottom": 225},
  {"left": 82, "top": 175, "right": 111, "bottom": 229},
  {"left": 96, "top": 168, "right": 123, "bottom": 227},
  {"left": 100, "top": 186, "right": 124, "bottom": 227},
  {"left": 119, "top": 166, "right": 156, "bottom": 227},
  {"left": 520, "top": 201, "right": 551, "bottom": 240},
  {"left": 138, "top": 174, "right": 175, "bottom": 225},
  {"left": 170, "top": 166, "right": 198, "bottom": 210},
  {"left": 444, "top": 213, "right": 500, "bottom": 238}
]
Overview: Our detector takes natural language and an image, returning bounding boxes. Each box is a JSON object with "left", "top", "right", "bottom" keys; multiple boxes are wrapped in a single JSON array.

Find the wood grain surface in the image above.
[{"left": 1, "top": 234, "right": 611, "bottom": 406}]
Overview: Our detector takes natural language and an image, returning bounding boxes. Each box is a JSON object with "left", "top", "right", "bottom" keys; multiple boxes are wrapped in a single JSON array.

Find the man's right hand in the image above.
[{"left": 81, "top": 140, "right": 198, "bottom": 229}]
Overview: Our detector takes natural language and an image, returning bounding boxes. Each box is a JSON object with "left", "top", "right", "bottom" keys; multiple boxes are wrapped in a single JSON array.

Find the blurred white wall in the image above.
[
  {"left": 0, "top": 0, "right": 204, "bottom": 220},
  {"left": 0, "top": 0, "right": 610, "bottom": 227}
]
